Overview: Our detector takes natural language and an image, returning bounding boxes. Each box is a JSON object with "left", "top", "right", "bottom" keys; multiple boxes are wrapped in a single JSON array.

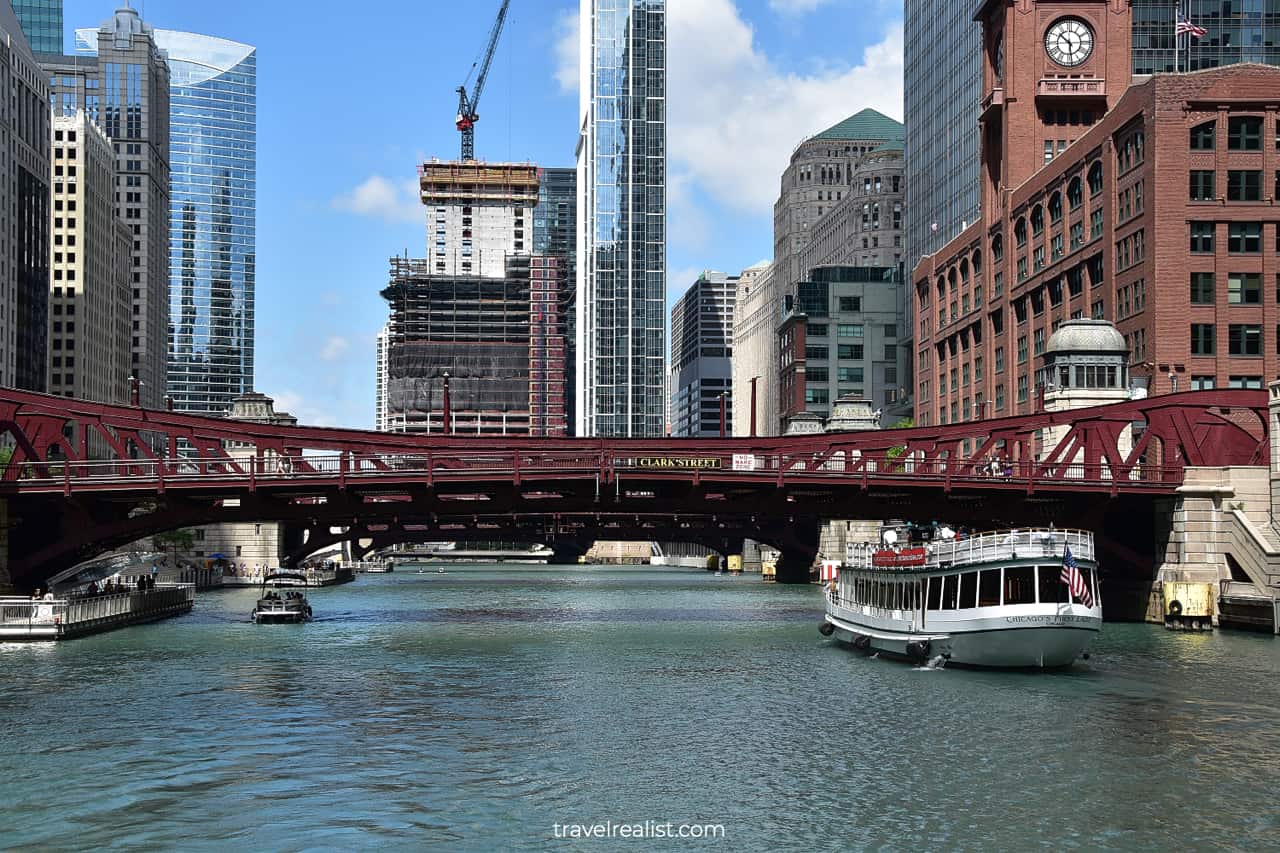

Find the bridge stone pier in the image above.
[{"left": 1141, "top": 381, "right": 1280, "bottom": 632}]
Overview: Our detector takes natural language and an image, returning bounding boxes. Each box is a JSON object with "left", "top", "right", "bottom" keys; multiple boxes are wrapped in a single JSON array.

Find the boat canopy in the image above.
[{"left": 261, "top": 572, "right": 309, "bottom": 586}]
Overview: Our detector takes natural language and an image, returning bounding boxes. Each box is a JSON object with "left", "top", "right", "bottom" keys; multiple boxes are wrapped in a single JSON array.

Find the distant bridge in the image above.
[{"left": 0, "top": 387, "right": 1268, "bottom": 590}]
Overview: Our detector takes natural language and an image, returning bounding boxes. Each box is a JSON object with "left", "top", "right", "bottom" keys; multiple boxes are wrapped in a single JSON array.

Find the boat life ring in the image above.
[
  {"left": 906, "top": 640, "right": 931, "bottom": 663},
  {"left": 1167, "top": 599, "right": 1184, "bottom": 618},
  {"left": 819, "top": 621, "right": 835, "bottom": 637}
]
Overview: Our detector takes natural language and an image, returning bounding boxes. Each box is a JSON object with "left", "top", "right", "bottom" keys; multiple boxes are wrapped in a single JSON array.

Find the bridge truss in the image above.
[{"left": 0, "top": 388, "right": 1267, "bottom": 588}]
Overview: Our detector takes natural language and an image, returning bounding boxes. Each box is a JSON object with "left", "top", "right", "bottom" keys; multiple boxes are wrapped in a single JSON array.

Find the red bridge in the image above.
[{"left": 0, "top": 387, "right": 1268, "bottom": 591}]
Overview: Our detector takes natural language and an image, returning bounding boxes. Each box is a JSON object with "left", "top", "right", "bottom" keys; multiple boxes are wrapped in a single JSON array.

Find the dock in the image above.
[{"left": 0, "top": 585, "right": 195, "bottom": 641}]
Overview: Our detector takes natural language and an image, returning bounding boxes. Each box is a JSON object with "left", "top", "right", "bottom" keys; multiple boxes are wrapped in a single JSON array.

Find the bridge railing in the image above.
[
  {"left": 0, "top": 585, "right": 195, "bottom": 637},
  {"left": 2, "top": 449, "right": 1182, "bottom": 492}
]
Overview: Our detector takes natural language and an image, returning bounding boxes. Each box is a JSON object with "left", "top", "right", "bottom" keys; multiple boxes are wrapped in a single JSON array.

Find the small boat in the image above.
[
  {"left": 821, "top": 528, "right": 1101, "bottom": 669},
  {"left": 252, "top": 573, "right": 313, "bottom": 624}
]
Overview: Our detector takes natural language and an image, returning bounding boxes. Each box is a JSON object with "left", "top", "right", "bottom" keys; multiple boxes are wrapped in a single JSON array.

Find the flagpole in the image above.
[
  {"left": 1172, "top": 0, "right": 1178, "bottom": 73},
  {"left": 1181, "top": 0, "right": 1186, "bottom": 73}
]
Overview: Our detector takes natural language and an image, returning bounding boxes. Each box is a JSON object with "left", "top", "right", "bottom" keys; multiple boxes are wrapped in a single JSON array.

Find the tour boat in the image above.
[
  {"left": 821, "top": 528, "right": 1101, "bottom": 668},
  {"left": 252, "top": 573, "right": 313, "bottom": 624}
]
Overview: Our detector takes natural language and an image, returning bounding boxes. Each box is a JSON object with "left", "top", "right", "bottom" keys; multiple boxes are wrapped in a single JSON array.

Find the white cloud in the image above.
[
  {"left": 667, "top": 265, "right": 707, "bottom": 304},
  {"left": 320, "top": 336, "right": 351, "bottom": 362},
  {"left": 271, "top": 391, "right": 339, "bottom": 429},
  {"left": 666, "top": 171, "right": 712, "bottom": 252},
  {"left": 553, "top": 9, "right": 579, "bottom": 95},
  {"left": 331, "top": 175, "right": 423, "bottom": 224},
  {"left": 768, "top": 0, "right": 832, "bottom": 14},
  {"left": 668, "top": 0, "right": 904, "bottom": 214}
]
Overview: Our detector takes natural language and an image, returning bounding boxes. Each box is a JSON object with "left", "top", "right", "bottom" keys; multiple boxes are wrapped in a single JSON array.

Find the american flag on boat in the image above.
[
  {"left": 1060, "top": 546, "right": 1094, "bottom": 608},
  {"left": 1176, "top": 13, "right": 1207, "bottom": 38}
]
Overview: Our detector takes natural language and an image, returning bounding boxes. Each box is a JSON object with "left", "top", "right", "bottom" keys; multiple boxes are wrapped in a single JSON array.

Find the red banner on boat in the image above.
[{"left": 872, "top": 547, "right": 928, "bottom": 567}]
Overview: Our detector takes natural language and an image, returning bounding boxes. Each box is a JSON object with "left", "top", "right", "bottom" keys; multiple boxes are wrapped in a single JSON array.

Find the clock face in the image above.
[{"left": 1045, "top": 18, "right": 1094, "bottom": 67}]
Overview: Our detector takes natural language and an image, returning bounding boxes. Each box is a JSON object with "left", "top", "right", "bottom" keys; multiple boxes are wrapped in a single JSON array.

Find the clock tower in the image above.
[{"left": 975, "top": 0, "right": 1132, "bottom": 212}]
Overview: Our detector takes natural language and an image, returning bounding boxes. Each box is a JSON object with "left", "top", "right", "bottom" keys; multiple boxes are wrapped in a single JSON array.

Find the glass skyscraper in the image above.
[
  {"left": 77, "top": 27, "right": 257, "bottom": 416},
  {"left": 576, "top": 0, "right": 666, "bottom": 438},
  {"left": 156, "top": 31, "right": 256, "bottom": 416},
  {"left": 12, "top": 0, "right": 62, "bottom": 54},
  {"left": 904, "top": 0, "right": 982, "bottom": 281},
  {"left": 78, "top": 30, "right": 259, "bottom": 417},
  {"left": 1132, "top": 0, "right": 1280, "bottom": 73}
]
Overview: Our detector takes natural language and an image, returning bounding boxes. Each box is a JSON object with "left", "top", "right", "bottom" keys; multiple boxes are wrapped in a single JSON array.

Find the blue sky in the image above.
[{"left": 62, "top": 0, "right": 904, "bottom": 428}]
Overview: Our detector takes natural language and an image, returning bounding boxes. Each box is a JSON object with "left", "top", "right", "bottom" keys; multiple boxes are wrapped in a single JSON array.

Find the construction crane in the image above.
[{"left": 455, "top": 0, "right": 512, "bottom": 161}]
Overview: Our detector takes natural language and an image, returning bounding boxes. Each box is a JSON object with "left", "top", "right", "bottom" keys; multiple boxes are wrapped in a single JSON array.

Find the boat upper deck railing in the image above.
[
  {"left": 843, "top": 529, "right": 1095, "bottom": 573},
  {"left": 0, "top": 584, "right": 195, "bottom": 632}
]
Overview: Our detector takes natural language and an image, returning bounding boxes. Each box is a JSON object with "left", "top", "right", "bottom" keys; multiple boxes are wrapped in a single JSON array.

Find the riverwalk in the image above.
[{"left": 0, "top": 584, "right": 194, "bottom": 641}]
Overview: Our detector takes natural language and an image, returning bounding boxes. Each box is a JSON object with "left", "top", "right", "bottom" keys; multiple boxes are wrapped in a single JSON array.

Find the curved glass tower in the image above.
[{"left": 153, "top": 30, "right": 256, "bottom": 416}]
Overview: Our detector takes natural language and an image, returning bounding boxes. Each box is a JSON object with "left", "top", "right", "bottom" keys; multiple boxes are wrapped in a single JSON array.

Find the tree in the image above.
[
  {"left": 887, "top": 417, "right": 915, "bottom": 460},
  {"left": 152, "top": 528, "right": 196, "bottom": 563},
  {"left": 0, "top": 445, "right": 11, "bottom": 477}
]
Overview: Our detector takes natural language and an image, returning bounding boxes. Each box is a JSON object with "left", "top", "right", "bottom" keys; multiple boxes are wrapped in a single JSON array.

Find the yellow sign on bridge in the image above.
[{"left": 625, "top": 457, "right": 722, "bottom": 470}]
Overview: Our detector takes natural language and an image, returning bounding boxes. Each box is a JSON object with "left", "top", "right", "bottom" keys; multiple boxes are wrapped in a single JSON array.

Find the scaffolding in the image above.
[
  {"left": 381, "top": 255, "right": 567, "bottom": 436},
  {"left": 419, "top": 161, "right": 540, "bottom": 207}
]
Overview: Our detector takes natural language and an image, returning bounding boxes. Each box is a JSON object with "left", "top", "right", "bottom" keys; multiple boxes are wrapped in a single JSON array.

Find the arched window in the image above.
[
  {"left": 1048, "top": 192, "right": 1063, "bottom": 224},
  {"left": 1088, "top": 161, "right": 1103, "bottom": 195},
  {"left": 991, "top": 233, "right": 1004, "bottom": 262},
  {"left": 1067, "top": 177, "right": 1083, "bottom": 210},
  {"left": 960, "top": 258, "right": 970, "bottom": 284},
  {"left": 949, "top": 267, "right": 959, "bottom": 291},
  {"left": 1030, "top": 205, "right": 1045, "bottom": 235},
  {"left": 972, "top": 250, "right": 983, "bottom": 277},
  {"left": 1190, "top": 120, "right": 1215, "bottom": 150},
  {"left": 1014, "top": 218, "right": 1027, "bottom": 247}
]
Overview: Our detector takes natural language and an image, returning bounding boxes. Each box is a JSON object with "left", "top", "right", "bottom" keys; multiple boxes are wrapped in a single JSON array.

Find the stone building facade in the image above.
[
  {"left": 913, "top": 0, "right": 1280, "bottom": 427},
  {"left": 733, "top": 110, "right": 907, "bottom": 438},
  {"left": 47, "top": 111, "right": 132, "bottom": 409},
  {"left": 187, "top": 392, "right": 296, "bottom": 570},
  {"left": 730, "top": 261, "right": 778, "bottom": 437}
]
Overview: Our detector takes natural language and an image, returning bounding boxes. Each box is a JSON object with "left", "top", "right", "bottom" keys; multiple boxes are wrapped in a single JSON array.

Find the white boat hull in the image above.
[{"left": 826, "top": 613, "right": 1098, "bottom": 668}]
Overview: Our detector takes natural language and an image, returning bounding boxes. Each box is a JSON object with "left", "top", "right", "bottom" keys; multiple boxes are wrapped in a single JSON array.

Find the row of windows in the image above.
[
  {"left": 1189, "top": 272, "right": 1277, "bottom": 305},
  {"left": 808, "top": 321, "right": 896, "bottom": 337},
  {"left": 1188, "top": 221, "right": 1278, "bottom": 253},
  {"left": 1189, "top": 117, "right": 1277, "bottom": 152},
  {"left": 1190, "top": 169, "right": 1275, "bottom": 201},
  {"left": 804, "top": 344, "right": 894, "bottom": 362},
  {"left": 837, "top": 564, "right": 1096, "bottom": 611},
  {"left": 1189, "top": 323, "right": 1264, "bottom": 356}
]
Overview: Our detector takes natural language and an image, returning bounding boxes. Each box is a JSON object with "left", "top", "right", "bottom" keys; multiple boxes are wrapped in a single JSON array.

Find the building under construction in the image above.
[
  {"left": 381, "top": 254, "right": 567, "bottom": 436},
  {"left": 419, "top": 161, "right": 539, "bottom": 279}
]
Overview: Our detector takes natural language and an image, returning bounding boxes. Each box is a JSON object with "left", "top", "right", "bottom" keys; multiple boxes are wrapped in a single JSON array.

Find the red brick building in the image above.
[{"left": 912, "top": 0, "right": 1280, "bottom": 427}]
